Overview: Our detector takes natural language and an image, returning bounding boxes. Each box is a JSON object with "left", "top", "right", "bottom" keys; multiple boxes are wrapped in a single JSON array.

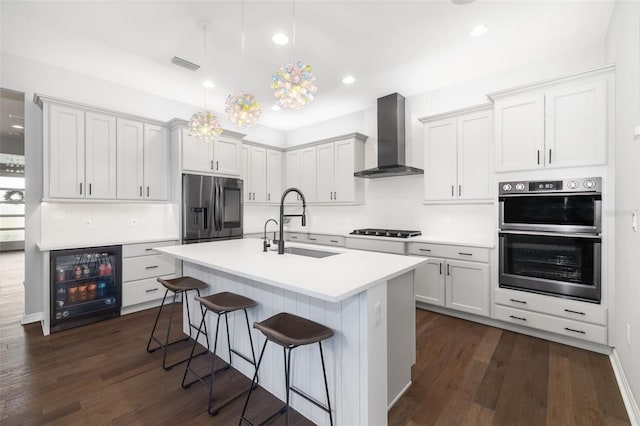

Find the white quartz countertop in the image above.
[
  {"left": 155, "top": 239, "right": 427, "bottom": 303},
  {"left": 38, "top": 236, "right": 180, "bottom": 251}
]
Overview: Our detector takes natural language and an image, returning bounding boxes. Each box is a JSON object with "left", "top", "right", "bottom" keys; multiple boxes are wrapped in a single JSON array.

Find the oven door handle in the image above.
[{"left": 498, "top": 230, "right": 602, "bottom": 239}]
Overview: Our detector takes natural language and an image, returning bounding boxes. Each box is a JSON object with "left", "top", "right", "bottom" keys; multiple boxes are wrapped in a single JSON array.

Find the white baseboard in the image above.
[
  {"left": 388, "top": 381, "right": 412, "bottom": 411},
  {"left": 21, "top": 311, "right": 44, "bottom": 325},
  {"left": 610, "top": 349, "right": 640, "bottom": 426}
]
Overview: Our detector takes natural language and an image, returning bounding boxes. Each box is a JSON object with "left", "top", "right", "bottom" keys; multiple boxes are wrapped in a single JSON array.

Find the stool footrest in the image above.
[
  {"left": 240, "top": 404, "right": 288, "bottom": 426},
  {"left": 146, "top": 335, "right": 189, "bottom": 353},
  {"left": 230, "top": 348, "right": 256, "bottom": 366},
  {"left": 290, "top": 385, "right": 331, "bottom": 413}
]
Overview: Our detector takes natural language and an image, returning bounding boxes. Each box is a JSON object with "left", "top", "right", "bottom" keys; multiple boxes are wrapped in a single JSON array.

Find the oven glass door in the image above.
[
  {"left": 499, "top": 232, "right": 601, "bottom": 303},
  {"left": 500, "top": 194, "right": 601, "bottom": 233}
]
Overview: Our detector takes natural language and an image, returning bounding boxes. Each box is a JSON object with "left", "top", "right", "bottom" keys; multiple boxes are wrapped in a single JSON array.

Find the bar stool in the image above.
[
  {"left": 240, "top": 312, "right": 334, "bottom": 426},
  {"left": 182, "top": 291, "right": 259, "bottom": 416},
  {"left": 146, "top": 276, "right": 210, "bottom": 370}
]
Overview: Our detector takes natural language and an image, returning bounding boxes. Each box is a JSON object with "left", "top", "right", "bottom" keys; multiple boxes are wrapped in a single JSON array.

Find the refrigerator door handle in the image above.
[
  {"left": 203, "top": 207, "right": 208, "bottom": 230},
  {"left": 214, "top": 182, "right": 221, "bottom": 231},
  {"left": 217, "top": 182, "right": 223, "bottom": 231}
]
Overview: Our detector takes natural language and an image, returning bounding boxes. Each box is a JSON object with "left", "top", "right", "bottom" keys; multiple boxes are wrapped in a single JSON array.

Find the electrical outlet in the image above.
[
  {"left": 373, "top": 302, "right": 381, "bottom": 327},
  {"left": 83, "top": 219, "right": 91, "bottom": 228},
  {"left": 627, "top": 324, "right": 631, "bottom": 345},
  {"left": 131, "top": 218, "right": 138, "bottom": 226},
  {"left": 632, "top": 211, "right": 637, "bottom": 232}
]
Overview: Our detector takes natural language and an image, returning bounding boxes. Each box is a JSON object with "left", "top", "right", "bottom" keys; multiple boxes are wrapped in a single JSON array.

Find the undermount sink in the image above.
[{"left": 282, "top": 247, "right": 340, "bottom": 258}]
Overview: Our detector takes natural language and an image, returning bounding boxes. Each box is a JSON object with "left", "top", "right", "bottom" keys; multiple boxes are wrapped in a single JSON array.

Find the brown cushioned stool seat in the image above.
[
  {"left": 240, "top": 312, "right": 334, "bottom": 426},
  {"left": 146, "top": 276, "right": 210, "bottom": 371},
  {"left": 195, "top": 292, "right": 256, "bottom": 314},
  {"left": 182, "top": 291, "right": 259, "bottom": 417}
]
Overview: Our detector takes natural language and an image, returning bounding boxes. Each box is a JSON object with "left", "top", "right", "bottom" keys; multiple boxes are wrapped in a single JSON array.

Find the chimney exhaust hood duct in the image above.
[{"left": 354, "top": 93, "right": 424, "bottom": 178}]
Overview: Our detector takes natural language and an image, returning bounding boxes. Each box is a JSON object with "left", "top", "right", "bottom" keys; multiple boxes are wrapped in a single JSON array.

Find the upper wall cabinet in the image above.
[
  {"left": 489, "top": 66, "right": 612, "bottom": 172},
  {"left": 285, "top": 146, "right": 317, "bottom": 203},
  {"left": 181, "top": 130, "right": 243, "bottom": 176},
  {"left": 43, "top": 102, "right": 117, "bottom": 200},
  {"left": 420, "top": 105, "right": 492, "bottom": 202},
  {"left": 117, "top": 120, "right": 169, "bottom": 200},
  {"left": 240, "top": 144, "right": 281, "bottom": 204}
]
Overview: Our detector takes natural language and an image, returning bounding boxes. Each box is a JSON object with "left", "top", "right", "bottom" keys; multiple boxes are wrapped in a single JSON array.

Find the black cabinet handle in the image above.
[
  {"left": 211, "top": 160, "right": 214, "bottom": 170},
  {"left": 309, "top": 237, "right": 317, "bottom": 241},
  {"left": 139, "top": 186, "right": 143, "bottom": 197},
  {"left": 458, "top": 185, "right": 461, "bottom": 197},
  {"left": 89, "top": 183, "right": 92, "bottom": 196},
  {"left": 447, "top": 264, "right": 450, "bottom": 276},
  {"left": 419, "top": 248, "right": 431, "bottom": 252},
  {"left": 549, "top": 149, "right": 552, "bottom": 164},
  {"left": 564, "top": 309, "right": 585, "bottom": 315},
  {"left": 145, "top": 248, "right": 154, "bottom": 251},
  {"left": 290, "top": 235, "right": 298, "bottom": 239},
  {"left": 147, "top": 186, "right": 150, "bottom": 197},
  {"left": 458, "top": 252, "right": 473, "bottom": 256},
  {"left": 145, "top": 288, "right": 159, "bottom": 293},
  {"left": 79, "top": 182, "right": 83, "bottom": 195},
  {"left": 145, "top": 265, "right": 159, "bottom": 269},
  {"left": 537, "top": 150, "right": 540, "bottom": 165},
  {"left": 451, "top": 185, "right": 454, "bottom": 197},
  {"left": 216, "top": 161, "right": 219, "bottom": 170},
  {"left": 510, "top": 315, "right": 527, "bottom": 321},
  {"left": 509, "top": 298, "right": 527, "bottom": 304},
  {"left": 330, "top": 240, "right": 339, "bottom": 243},
  {"left": 565, "top": 327, "right": 586, "bottom": 334},
  {"left": 439, "top": 263, "right": 442, "bottom": 275}
]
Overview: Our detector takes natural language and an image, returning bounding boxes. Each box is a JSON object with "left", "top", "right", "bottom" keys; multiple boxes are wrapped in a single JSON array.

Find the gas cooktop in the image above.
[{"left": 350, "top": 228, "right": 422, "bottom": 238}]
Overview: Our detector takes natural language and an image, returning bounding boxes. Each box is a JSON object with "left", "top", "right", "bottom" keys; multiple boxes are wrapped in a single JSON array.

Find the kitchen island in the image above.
[{"left": 155, "top": 239, "right": 427, "bottom": 426}]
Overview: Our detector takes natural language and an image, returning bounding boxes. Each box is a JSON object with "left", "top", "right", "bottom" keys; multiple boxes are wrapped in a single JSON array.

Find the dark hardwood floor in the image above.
[
  {"left": 389, "top": 309, "right": 630, "bottom": 426},
  {"left": 0, "top": 251, "right": 630, "bottom": 425}
]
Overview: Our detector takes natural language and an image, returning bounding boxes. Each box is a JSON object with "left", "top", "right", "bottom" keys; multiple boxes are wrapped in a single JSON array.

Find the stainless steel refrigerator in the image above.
[{"left": 182, "top": 174, "right": 243, "bottom": 243}]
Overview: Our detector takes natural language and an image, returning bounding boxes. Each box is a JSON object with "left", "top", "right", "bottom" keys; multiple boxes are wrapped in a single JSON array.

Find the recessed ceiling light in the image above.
[
  {"left": 341, "top": 75, "right": 355, "bottom": 85},
  {"left": 270, "top": 104, "right": 281, "bottom": 111},
  {"left": 272, "top": 33, "right": 289, "bottom": 45},
  {"left": 202, "top": 80, "right": 215, "bottom": 89},
  {"left": 11, "top": 124, "right": 24, "bottom": 130},
  {"left": 469, "top": 24, "right": 488, "bottom": 37}
]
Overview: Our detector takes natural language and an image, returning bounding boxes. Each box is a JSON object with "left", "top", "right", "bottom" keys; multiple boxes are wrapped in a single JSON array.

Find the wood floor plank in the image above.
[
  {"left": 546, "top": 343, "right": 574, "bottom": 425},
  {"left": 473, "top": 331, "right": 518, "bottom": 410},
  {"left": 569, "top": 346, "right": 603, "bottom": 425}
]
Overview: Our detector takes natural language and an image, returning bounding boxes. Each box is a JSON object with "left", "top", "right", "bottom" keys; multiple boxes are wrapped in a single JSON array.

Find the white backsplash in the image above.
[{"left": 246, "top": 175, "right": 496, "bottom": 241}]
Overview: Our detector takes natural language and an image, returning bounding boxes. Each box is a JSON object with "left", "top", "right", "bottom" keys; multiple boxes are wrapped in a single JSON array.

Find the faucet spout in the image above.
[
  {"left": 263, "top": 218, "right": 278, "bottom": 252},
  {"left": 278, "top": 188, "right": 307, "bottom": 255}
]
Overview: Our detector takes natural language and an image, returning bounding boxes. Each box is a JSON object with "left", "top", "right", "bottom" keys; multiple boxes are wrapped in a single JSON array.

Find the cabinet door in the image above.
[
  {"left": 143, "top": 124, "right": 168, "bottom": 200},
  {"left": 240, "top": 145, "right": 252, "bottom": 202},
  {"left": 48, "top": 104, "right": 85, "bottom": 199},
  {"left": 250, "top": 146, "right": 266, "bottom": 203},
  {"left": 424, "top": 118, "right": 457, "bottom": 201},
  {"left": 266, "top": 149, "right": 282, "bottom": 204},
  {"left": 415, "top": 257, "right": 445, "bottom": 306},
  {"left": 214, "top": 137, "right": 241, "bottom": 176},
  {"left": 182, "top": 131, "right": 213, "bottom": 173},
  {"left": 457, "top": 110, "right": 492, "bottom": 200},
  {"left": 445, "top": 259, "right": 489, "bottom": 317},
  {"left": 316, "top": 142, "right": 335, "bottom": 203},
  {"left": 300, "top": 146, "right": 317, "bottom": 203},
  {"left": 284, "top": 149, "right": 302, "bottom": 203},
  {"left": 85, "top": 112, "right": 116, "bottom": 199},
  {"left": 117, "top": 119, "right": 144, "bottom": 199},
  {"left": 545, "top": 79, "right": 607, "bottom": 168},
  {"left": 334, "top": 139, "right": 355, "bottom": 202},
  {"left": 494, "top": 93, "right": 545, "bottom": 172}
]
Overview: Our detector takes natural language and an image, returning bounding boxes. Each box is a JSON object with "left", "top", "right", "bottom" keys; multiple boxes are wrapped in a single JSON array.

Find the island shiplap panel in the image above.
[{"left": 181, "top": 261, "right": 374, "bottom": 426}]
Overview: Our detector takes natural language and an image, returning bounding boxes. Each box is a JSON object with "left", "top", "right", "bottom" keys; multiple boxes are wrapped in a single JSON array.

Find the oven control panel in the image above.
[{"left": 499, "top": 177, "right": 602, "bottom": 195}]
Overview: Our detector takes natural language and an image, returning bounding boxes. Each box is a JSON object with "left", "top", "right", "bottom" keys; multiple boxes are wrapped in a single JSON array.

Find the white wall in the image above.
[{"left": 607, "top": 0, "right": 640, "bottom": 420}]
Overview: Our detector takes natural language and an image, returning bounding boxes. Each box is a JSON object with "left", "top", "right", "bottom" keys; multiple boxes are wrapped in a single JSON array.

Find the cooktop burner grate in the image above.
[{"left": 350, "top": 228, "right": 422, "bottom": 238}]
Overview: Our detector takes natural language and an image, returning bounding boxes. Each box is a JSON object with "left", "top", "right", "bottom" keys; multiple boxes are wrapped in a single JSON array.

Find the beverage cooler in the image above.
[{"left": 50, "top": 245, "right": 122, "bottom": 332}]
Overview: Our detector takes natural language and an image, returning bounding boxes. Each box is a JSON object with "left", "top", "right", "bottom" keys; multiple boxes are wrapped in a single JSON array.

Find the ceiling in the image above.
[{"left": 0, "top": 1, "right": 614, "bottom": 131}]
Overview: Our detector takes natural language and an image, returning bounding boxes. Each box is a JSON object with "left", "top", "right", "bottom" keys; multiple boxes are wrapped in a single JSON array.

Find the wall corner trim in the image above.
[{"left": 610, "top": 349, "right": 640, "bottom": 425}]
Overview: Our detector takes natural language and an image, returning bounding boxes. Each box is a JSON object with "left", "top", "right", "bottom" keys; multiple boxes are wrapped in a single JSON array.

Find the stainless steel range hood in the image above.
[{"left": 354, "top": 93, "right": 424, "bottom": 178}]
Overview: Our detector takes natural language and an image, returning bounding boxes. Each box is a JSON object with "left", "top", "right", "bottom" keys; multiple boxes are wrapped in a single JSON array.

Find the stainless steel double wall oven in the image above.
[{"left": 499, "top": 177, "right": 602, "bottom": 303}]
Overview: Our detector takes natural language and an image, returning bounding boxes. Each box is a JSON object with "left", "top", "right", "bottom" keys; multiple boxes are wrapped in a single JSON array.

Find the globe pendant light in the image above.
[
  {"left": 189, "top": 24, "right": 223, "bottom": 141},
  {"left": 225, "top": 0, "right": 262, "bottom": 128},
  {"left": 272, "top": 0, "right": 317, "bottom": 109}
]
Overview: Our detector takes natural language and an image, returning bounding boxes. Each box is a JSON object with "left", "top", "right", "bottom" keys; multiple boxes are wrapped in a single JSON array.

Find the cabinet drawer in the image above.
[
  {"left": 345, "top": 237, "right": 405, "bottom": 255},
  {"left": 286, "top": 233, "right": 304, "bottom": 242},
  {"left": 122, "top": 274, "right": 175, "bottom": 307},
  {"left": 495, "top": 289, "right": 607, "bottom": 325},
  {"left": 123, "top": 254, "right": 176, "bottom": 282},
  {"left": 407, "top": 242, "right": 489, "bottom": 262},
  {"left": 307, "top": 234, "right": 345, "bottom": 247},
  {"left": 494, "top": 304, "right": 607, "bottom": 345},
  {"left": 123, "top": 240, "right": 177, "bottom": 258}
]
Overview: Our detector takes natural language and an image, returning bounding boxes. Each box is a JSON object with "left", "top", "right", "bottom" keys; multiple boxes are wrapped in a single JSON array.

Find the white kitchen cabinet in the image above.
[
  {"left": 415, "top": 257, "right": 445, "bottom": 306},
  {"left": 445, "top": 259, "right": 490, "bottom": 316},
  {"left": 143, "top": 124, "right": 169, "bottom": 200},
  {"left": 117, "top": 119, "right": 168, "bottom": 200},
  {"left": 46, "top": 105, "right": 117, "bottom": 199},
  {"left": 284, "top": 146, "right": 317, "bottom": 203},
  {"left": 266, "top": 149, "right": 282, "bottom": 204},
  {"left": 490, "top": 66, "right": 611, "bottom": 172},
  {"left": 410, "top": 242, "right": 490, "bottom": 317},
  {"left": 315, "top": 136, "right": 364, "bottom": 204},
  {"left": 182, "top": 131, "right": 242, "bottom": 176},
  {"left": 85, "top": 112, "right": 117, "bottom": 199},
  {"left": 420, "top": 105, "right": 492, "bottom": 202},
  {"left": 241, "top": 144, "right": 267, "bottom": 203}
]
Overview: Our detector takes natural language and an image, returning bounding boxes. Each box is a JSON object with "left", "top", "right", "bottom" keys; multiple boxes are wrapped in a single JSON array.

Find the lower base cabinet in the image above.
[
  {"left": 121, "top": 240, "right": 177, "bottom": 312},
  {"left": 410, "top": 243, "right": 490, "bottom": 317}
]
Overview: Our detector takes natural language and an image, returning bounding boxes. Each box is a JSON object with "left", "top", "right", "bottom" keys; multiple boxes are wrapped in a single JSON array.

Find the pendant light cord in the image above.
[
  {"left": 292, "top": 0, "right": 296, "bottom": 60},
  {"left": 203, "top": 25, "right": 207, "bottom": 111},
  {"left": 241, "top": 0, "right": 245, "bottom": 56}
]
